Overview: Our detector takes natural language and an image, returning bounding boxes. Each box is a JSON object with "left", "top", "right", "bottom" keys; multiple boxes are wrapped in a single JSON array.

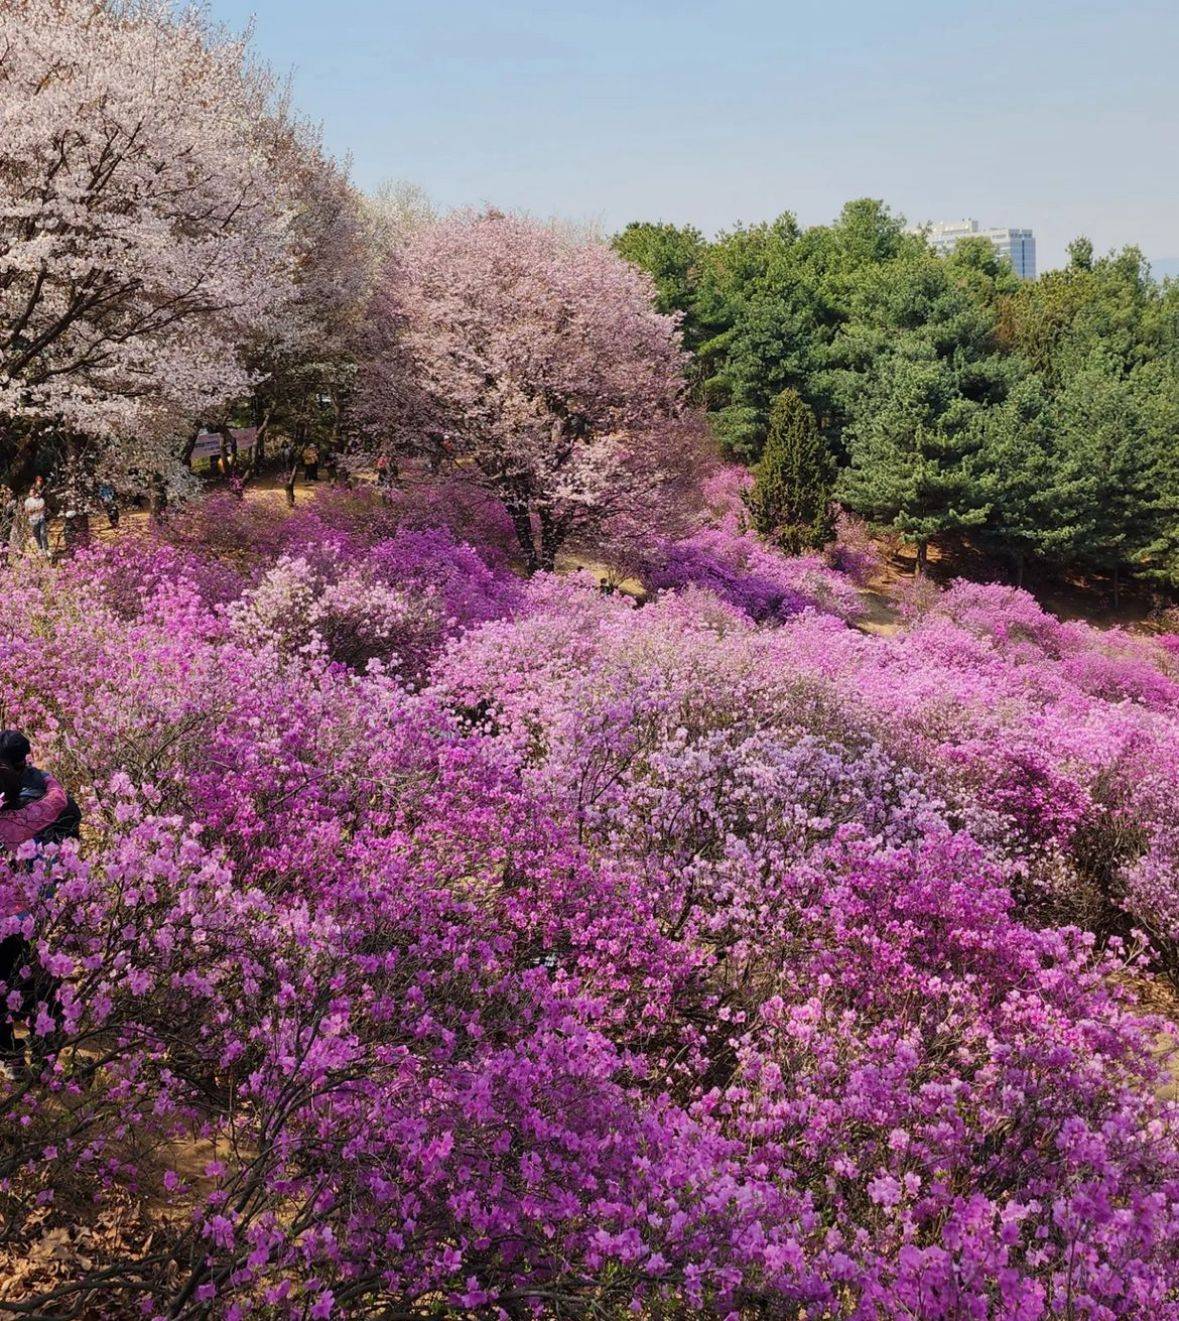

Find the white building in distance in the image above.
[{"left": 915, "top": 219, "right": 1037, "bottom": 279}]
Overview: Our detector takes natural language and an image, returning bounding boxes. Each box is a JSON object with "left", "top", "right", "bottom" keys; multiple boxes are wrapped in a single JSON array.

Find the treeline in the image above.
[{"left": 614, "top": 202, "right": 1179, "bottom": 589}]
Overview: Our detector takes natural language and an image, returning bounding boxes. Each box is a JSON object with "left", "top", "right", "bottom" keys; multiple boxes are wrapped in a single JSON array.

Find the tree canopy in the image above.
[
  {"left": 615, "top": 202, "right": 1179, "bottom": 589},
  {"left": 744, "top": 389, "right": 835, "bottom": 553},
  {"left": 359, "top": 211, "right": 708, "bottom": 572},
  {"left": 0, "top": 0, "right": 372, "bottom": 497}
]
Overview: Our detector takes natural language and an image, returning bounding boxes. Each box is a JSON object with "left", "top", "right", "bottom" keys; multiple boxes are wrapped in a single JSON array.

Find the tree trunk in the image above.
[
  {"left": 506, "top": 501, "right": 539, "bottom": 574},
  {"left": 1013, "top": 550, "right": 1025, "bottom": 589},
  {"left": 6, "top": 493, "right": 30, "bottom": 557},
  {"left": 1112, "top": 563, "right": 1121, "bottom": 610},
  {"left": 149, "top": 478, "right": 167, "bottom": 523},
  {"left": 284, "top": 427, "right": 303, "bottom": 507},
  {"left": 537, "top": 506, "right": 562, "bottom": 574},
  {"left": 914, "top": 540, "right": 928, "bottom": 577},
  {"left": 253, "top": 400, "right": 272, "bottom": 465},
  {"left": 216, "top": 424, "right": 237, "bottom": 480}
]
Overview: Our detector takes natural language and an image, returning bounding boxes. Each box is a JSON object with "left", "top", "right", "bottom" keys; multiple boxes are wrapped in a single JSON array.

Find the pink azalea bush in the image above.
[
  {"left": 643, "top": 468, "right": 864, "bottom": 623},
  {"left": 645, "top": 527, "right": 864, "bottom": 623},
  {"left": 1, "top": 498, "right": 1178, "bottom": 1316}
]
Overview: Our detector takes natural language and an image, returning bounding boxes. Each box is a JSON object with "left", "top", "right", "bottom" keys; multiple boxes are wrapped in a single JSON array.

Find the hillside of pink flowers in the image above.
[{"left": 1, "top": 487, "right": 1178, "bottom": 1317}]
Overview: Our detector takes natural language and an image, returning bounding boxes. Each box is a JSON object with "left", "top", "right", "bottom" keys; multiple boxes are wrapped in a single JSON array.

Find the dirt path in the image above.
[
  {"left": 854, "top": 586, "right": 902, "bottom": 636},
  {"left": 19, "top": 472, "right": 321, "bottom": 558}
]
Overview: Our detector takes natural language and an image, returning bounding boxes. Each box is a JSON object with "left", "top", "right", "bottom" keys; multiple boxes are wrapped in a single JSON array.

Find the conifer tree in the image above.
[
  {"left": 744, "top": 389, "right": 835, "bottom": 552},
  {"left": 839, "top": 355, "right": 989, "bottom": 573},
  {"left": 973, "top": 377, "right": 1093, "bottom": 585},
  {"left": 1051, "top": 353, "right": 1179, "bottom": 602}
]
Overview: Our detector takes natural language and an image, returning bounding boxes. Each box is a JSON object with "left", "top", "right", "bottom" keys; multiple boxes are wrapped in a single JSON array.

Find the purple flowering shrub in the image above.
[
  {"left": 66, "top": 497, "right": 523, "bottom": 683},
  {"left": 826, "top": 510, "right": 881, "bottom": 585},
  {"left": 288, "top": 480, "right": 521, "bottom": 571},
  {"left": 640, "top": 465, "right": 865, "bottom": 622},
  {"left": 644, "top": 521, "right": 864, "bottom": 623},
  {"left": 62, "top": 536, "right": 247, "bottom": 614},
  {"left": 646, "top": 526, "right": 864, "bottom": 622},
  {"left": 1, "top": 505, "right": 1178, "bottom": 1316}
]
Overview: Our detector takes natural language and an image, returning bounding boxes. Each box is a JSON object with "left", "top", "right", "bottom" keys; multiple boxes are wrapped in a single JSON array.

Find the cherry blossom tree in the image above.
[
  {"left": 229, "top": 129, "right": 376, "bottom": 495},
  {"left": 0, "top": 0, "right": 306, "bottom": 490},
  {"left": 358, "top": 211, "right": 708, "bottom": 572},
  {"left": 364, "top": 179, "right": 440, "bottom": 258}
]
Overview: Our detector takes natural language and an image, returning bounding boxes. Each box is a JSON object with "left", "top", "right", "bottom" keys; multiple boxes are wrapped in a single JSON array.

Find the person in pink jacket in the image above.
[
  {"left": 0, "top": 764, "right": 69, "bottom": 1074},
  {"left": 0, "top": 771, "right": 68, "bottom": 852}
]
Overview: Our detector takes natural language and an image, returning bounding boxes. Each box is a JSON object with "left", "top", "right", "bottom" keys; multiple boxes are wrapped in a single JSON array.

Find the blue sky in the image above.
[{"left": 208, "top": 0, "right": 1178, "bottom": 272}]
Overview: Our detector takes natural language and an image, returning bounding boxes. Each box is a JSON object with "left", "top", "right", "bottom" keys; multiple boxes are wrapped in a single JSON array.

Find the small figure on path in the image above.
[
  {"left": 303, "top": 442, "right": 320, "bottom": 482},
  {"left": 98, "top": 482, "right": 120, "bottom": 529},
  {"left": 375, "top": 453, "right": 399, "bottom": 490},
  {"left": 23, "top": 477, "right": 48, "bottom": 556}
]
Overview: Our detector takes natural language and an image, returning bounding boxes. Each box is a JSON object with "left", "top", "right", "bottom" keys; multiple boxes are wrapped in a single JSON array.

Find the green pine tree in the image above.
[
  {"left": 973, "top": 377, "right": 1096, "bottom": 585},
  {"left": 1051, "top": 352, "right": 1179, "bottom": 602},
  {"left": 838, "top": 354, "right": 990, "bottom": 573},
  {"left": 744, "top": 389, "right": 836, "bottom": 553}
]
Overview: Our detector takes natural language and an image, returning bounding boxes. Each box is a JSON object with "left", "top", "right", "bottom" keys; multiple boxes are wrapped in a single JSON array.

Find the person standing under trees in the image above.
[
  {"left": 97, "top": 482, "right": 119, "bottom": 529},
  {"left": 23, "top": 476, "right": 48, "bottom": 556},
  {"left": 302, "top": 441, "right": 320, "bottom": 482},
  {"left": 375, "top": 452, "right": 401, "bottom": 492}
]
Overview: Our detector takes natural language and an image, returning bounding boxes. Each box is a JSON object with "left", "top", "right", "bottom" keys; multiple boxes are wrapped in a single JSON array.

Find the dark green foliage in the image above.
[
  {"left": 744, "top": 390, "right": 835, "bottom": 552},
  {"left": 615, "top": 201, "right": 1179, "bottom": 591},
  {"left": 838, "top": 354, "right": 989, "bottom": 571},
  {"left": 611, "top": 222, "right": 709, "bottom": 352},
  {"left": 972, "top": 378, "right": 1086, "bottom": 582}
]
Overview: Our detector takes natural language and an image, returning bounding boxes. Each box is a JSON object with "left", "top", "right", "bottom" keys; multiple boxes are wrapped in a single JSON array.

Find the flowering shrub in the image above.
[
  {"left": 646, "top": 526, "right": 864, "bottom": 623},
  {"left": 641, "top": 464, "right": 863, "bottom": 623},
  {"left": 227, "top": 552, "right": 442, "bottom": 672},
  {"left": 1, "top": 498, "right": 1178, "bottom": 1316},
  {"left": 827, "top": 509, "right": 881, "bottom": 585}
]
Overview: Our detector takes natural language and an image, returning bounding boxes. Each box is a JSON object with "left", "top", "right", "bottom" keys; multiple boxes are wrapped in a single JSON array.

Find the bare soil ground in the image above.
[{"left": 882, "top": 535, "right": 1172, "bottom": 633}]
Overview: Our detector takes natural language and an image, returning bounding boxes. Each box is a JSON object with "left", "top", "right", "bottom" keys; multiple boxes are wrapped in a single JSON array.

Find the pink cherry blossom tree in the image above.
[
  {"left": 0, "top": 0, "right": 307, "bottom": 489},
  {"left": 358, "top": 210, "right": 709, "bottom": 572}
]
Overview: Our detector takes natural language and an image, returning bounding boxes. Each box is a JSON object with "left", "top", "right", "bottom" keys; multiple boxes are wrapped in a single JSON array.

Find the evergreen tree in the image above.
[
  {"left": 744, "top": 389, "right": 835, "bottom": 552},
  {"left": 611, "top": 221, "right": 708, "bottom": 339},
  {"left": 695, "top": 202, "right": 919, "bottom": 462},
  {"left": 612, "top": 201, "right": 1179, "bottom": 594},
  {"left": 839, "top": 353, "right": 989, "bottom": 573},
  {"left": 973, "top": 377, "right": 1094, "bottom": 584},
  {"left": 1051, "top": 353, "right": 1179, "bottom": 601}
]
